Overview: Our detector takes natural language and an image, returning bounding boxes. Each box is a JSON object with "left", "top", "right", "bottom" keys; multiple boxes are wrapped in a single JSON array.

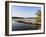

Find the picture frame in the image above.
[{"left": 5, "top": 1, "right": 45, "bottom": 36}]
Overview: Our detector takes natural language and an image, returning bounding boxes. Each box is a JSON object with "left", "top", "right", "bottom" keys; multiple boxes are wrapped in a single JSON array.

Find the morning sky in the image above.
[{"left": 11, "top": 5, "right": 41, "bottom": 17}]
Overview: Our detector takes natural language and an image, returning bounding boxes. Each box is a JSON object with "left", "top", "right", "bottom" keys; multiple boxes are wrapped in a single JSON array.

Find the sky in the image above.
[{"left": 11, "top": 5, "right": 41, "bottom": 17}]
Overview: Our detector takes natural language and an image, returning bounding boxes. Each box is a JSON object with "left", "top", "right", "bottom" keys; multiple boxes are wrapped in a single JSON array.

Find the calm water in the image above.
[{"left": 12, "top": 19, "right": 37, "bottom": 31}]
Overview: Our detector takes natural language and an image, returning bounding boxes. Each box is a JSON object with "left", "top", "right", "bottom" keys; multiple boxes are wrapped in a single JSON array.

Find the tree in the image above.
[{"left": 35, "top": 10, "right": 41, "bottom": 29}]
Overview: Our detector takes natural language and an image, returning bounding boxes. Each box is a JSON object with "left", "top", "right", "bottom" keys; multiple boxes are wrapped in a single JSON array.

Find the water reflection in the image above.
[{"left": 12, "top": 19, "right": 38, "bottom": 31}]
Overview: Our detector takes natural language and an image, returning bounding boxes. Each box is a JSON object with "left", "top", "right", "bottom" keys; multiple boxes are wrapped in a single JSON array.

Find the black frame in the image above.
[{"left": 5, "top": 1, "right": 45, "bottom": 36}]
